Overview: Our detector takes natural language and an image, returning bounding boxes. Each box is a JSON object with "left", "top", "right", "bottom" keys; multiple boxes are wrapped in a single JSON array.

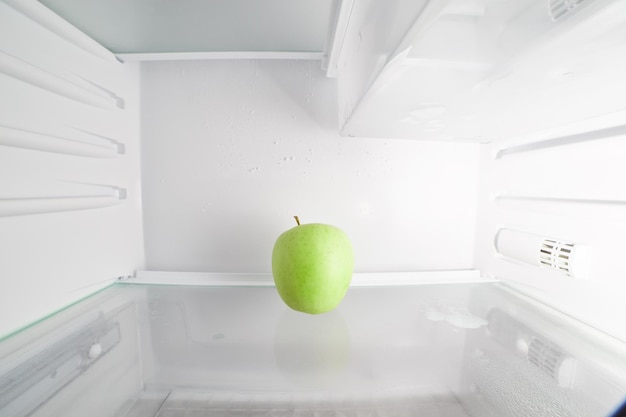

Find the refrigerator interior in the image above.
[{"left": 1, "top": 0, "right": 626, "bottom": 416}]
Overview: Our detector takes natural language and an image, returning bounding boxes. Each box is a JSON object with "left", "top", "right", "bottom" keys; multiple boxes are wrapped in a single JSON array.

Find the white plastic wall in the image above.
[
  {"left": 0, "top": 1, "right": 144, "bottom": 338},
  {"left": 140, "top": 59, "right": 481, "bottom": 273},
  {"left": 474, "top": 117, "right": 626, "bottom": 342}
]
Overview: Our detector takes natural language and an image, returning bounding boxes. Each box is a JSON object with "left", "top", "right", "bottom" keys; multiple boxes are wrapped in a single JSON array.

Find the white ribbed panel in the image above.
[
  {"left": 476, "top": 119, "right": 626, "bottom": 342},
  {"left": 0, "top": 1, "right": 143, "bottom": 339}
]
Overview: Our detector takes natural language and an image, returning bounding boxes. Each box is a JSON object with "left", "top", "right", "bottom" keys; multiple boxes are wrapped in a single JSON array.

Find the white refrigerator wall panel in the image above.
[
  {"left": 140, "top": 59, "right": 481, "bottom": 273},
  {"left": 474, "top": 128, "right": 626, "bottom": 342},
  {"left": 0, "top": 1, "right": 144, "bottom": 339}
]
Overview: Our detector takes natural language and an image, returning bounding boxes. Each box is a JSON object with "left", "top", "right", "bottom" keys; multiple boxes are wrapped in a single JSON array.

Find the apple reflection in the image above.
[{"left": 274, "top": 308, "right": 351, "bottom": 389}]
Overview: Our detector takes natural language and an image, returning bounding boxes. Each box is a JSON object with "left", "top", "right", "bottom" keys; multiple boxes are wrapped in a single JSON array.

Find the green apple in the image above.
[{"left": 272, "top": 216, "right": 354, "bottom": 314}]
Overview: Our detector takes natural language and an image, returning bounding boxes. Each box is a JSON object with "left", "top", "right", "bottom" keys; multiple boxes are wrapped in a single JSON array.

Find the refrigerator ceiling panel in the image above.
[{"left": 36, "top": 0, "right": 337, "bottom": 54}]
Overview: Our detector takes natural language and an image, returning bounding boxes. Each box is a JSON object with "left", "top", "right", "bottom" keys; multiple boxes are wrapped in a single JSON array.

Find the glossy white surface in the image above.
[{"left": 335, "top": 0, "right": 429, "bottom": 132}]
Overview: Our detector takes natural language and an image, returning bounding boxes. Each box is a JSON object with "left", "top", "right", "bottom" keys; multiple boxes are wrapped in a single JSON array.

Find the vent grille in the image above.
[
  {"left": 549, "top": 0, "right": 590, "bottom": 21},
  {"left": 539, "top": 239, "right": 574, "bottom": 275},
  {"left": 528, "top": 337, "right": 563, "bottom": 380}
]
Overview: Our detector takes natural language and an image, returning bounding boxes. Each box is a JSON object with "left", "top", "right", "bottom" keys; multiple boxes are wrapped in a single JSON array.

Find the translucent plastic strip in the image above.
[
  {"left": 117, "top": 51, "right": 324, "bottom": 62},
  {"left": 0, "top": 49, "right": 120, "bottom": 109},
  {"left": 129, "top": 270, "right": 489, "bottom": 287},
  {"left": 496, "top": 124, "right": 626, "bottom": 159},
  {"left": 0, "top": 124, "right": 123, "bottom": 158},
  {"left": 0, "top": 192, "right": 125, "bottom": 217}
]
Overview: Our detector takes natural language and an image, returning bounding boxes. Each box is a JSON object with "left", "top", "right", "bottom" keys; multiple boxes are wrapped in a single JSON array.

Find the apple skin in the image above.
[{"left": 272, "top": 222, "right": 354, "bottom": 314}]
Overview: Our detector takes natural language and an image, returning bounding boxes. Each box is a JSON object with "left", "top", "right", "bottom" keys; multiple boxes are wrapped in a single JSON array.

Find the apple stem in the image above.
[{"left": 294, "top": 216, "right": 300, "bottom": 226}]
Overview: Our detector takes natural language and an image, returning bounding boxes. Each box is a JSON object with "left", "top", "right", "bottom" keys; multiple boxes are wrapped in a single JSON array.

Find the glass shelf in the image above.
[{"left": 1, "top": 280, "right": 624, "bottom": 417}]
